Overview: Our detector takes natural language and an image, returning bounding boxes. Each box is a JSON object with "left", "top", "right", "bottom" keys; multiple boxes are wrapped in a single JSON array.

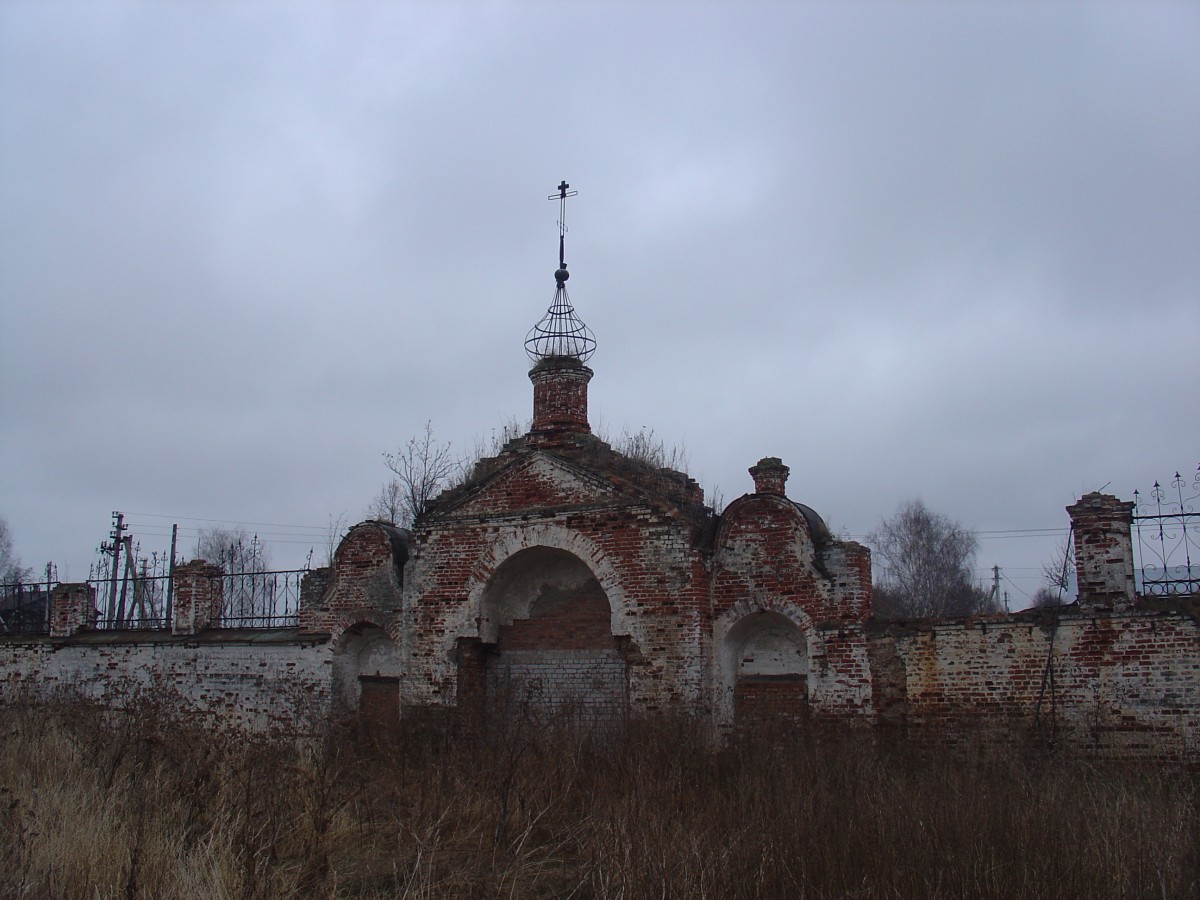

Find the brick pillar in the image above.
[
  {"left": 749, "top": 457, "right": 790, "bottom": 497},
  {"left": 171, "top": 561, "right": 224, "bottom": 635},
  {"left": 1067, "top": 492, "right": 1136, "bottom": 612},
  {"left": 297, "top": 566, "right": 333, "bottom": 631},
  {"left": 49, "top": 583, "right": 96, "bottom": 637},
  {"left": 841, "top": 541, "right": 874, "bottom": 622},
  {"left": 529, "top": 356, "right": 593, "bottom": 440}
]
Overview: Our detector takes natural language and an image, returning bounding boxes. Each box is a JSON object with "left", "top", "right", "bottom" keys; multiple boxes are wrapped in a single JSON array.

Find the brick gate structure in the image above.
[
  {"left": 302, "top": 355, "right": 873, "bottom": 732},
  {"left": 2, "top": 195, "right": 1196, "bottom": 760}
]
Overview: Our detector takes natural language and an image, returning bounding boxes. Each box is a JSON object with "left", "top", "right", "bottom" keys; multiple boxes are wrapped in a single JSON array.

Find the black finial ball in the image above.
[{"left": 555, "top": 266, "right": 570, "bottom": 283}]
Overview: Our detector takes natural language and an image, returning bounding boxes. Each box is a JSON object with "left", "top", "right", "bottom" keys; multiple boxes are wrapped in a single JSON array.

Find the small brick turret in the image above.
[
  {"left": 172, "top": 560, "right": 225, "bottom": 635},
  {"left": 529, "top": 356, "right": 593, "bottom": 438},
  {"left": 1067, "top": 492, "right": 1136, "bottom": 612},
  {"left": 49, "top": 583, "right": 96, "bottom": 637},
  {"left": 749, "top": 457, "right": 790, "bottom": 497}
]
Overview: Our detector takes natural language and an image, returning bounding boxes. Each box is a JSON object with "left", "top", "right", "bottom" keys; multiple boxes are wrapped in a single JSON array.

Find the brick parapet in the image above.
[
  {"left": 0, "top": 635, "right": 332, "bottom": 734},
  {"left": 297, "top": 566, "right": 333, "bottom": 629},
  {"left": 49, "top": 583, "right": 97, "bottom": 637}
]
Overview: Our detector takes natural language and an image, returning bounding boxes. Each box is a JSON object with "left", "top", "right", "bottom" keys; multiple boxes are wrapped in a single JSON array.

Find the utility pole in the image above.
[
  {"left": 102, "top": 512, "right": 127, "bottom": 624},
  {"left": 165, "top": 523, "right": 177, "bottom": 627},
  {"left": 993, "top": 565, "right": 1007, "bottom": 613},
  {"left": 43, "top": 562, "right": 55, "bottom": 631},
  {"left": 115, "top": 534, "right": 135, "bottom": 626}
]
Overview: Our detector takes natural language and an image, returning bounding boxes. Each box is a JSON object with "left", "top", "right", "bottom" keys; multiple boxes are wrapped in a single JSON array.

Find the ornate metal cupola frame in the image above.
[{"left": 526, "top": 181, "right": 596, "bottom": 440}]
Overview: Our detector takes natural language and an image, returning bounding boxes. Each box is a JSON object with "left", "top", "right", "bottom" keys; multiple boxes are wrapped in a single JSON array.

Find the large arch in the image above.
[
  {"left": 444, "top": 523, "right": 635, "bottom": 654},
  {"left": 466, "top": 545, "right": 628, "bottom": 726},
  {"left": 715, "top": 607, "right": 811, "bottom": 732}
]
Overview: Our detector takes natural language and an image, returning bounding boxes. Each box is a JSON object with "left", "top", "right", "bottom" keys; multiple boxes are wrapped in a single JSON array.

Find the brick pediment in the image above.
[{"left": 434, "top": 452, "right": 625, "bottom": 519}]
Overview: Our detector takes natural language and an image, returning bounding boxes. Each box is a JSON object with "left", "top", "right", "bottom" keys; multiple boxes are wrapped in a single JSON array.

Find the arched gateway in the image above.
[{"left": 466, "top": 546, "right": 627, "bottom": 725}]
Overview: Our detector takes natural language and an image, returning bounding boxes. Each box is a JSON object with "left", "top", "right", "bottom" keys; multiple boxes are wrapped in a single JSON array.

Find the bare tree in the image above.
[
  {"left": 195, "top": 527, "right": 271, "bottom": 574},
  {"left": 195, "top": 526, "right": 277, "bottom": 626},
  {"left": 869, "top": 499, "right": 995, "bottom": 619},
  {"left": 1031, "top": 535, "right": 1075, "bottom": 609},
  {"left": 368, "top": 479, "right": 406, "bottom": 526},
  {"left": 1041, "top": 534, "right": 1074, "bottom": 596},
  {"left": 0, "top": 517, "right": 33, "bottom": 585},
  {"left": 0, "top": 517, "right": 41, "bottom": 633},
  {"left": 375, "top": 421, "right": 459, "bottom": 528}
]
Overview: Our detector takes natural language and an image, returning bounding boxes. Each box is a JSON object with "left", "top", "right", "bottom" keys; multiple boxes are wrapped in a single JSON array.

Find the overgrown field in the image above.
[{"left": 1, "top": 692, "right": 1196, "bottom": 899}]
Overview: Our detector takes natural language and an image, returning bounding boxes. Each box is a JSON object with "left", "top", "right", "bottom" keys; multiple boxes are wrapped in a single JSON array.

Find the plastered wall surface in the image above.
[{"left": 0, "top": 631, "right": 331, "bottom": 731}]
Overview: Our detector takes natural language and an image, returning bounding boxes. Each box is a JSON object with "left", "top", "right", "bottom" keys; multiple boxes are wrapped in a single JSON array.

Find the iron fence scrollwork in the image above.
[
  {"left": 215, "top": 569, "right": 305, "bottom": 628},
  {"left": 89, "top": 551, "right": 172, "bottom": 631},
  {"left": 1133, "top": 465, "right": 1199, "bottom": 597},
  {"left": 0, "top": 581, "right": 55, "bottom": 635}
]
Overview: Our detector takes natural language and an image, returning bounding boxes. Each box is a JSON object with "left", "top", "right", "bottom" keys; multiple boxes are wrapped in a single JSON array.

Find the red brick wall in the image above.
[
  {"left": 878, "top": 608, "right": 1200, "bottom": 761},
  {"left": 497, "top": 586, "right": 613, "bottom": 651},
  {"left": 529, "top": 359, "right": 592, "bottom": 437},
  {"left": 735, "top": 677, "right": 808, "bottom": 728}
]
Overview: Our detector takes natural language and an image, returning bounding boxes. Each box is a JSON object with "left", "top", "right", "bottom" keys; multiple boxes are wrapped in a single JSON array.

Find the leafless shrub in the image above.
[
  {"left": 2, "top": 691, "right": 1195, "bottom": 899},
  {"left": 322, "top": 512, "right": 349, "bottom": 567},
  {"left": 1032, "top": 586, "right": 1067, "bottom": 608},
  {"left": 613, "top": 426, "right": 690, "bottom": 474}
]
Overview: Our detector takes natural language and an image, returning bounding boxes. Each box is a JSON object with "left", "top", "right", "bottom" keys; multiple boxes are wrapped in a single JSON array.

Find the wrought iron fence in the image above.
[
  {"left": 1133, "top": 465, "right": 1199, "bottom": 597},
  {"left": 5, "top": 559, "right": 308, "bottom": 633},
  {"left": 89, "top": 573, "right": 172, "bottom": 630},
  {"left": 89, "top": 544, "right": 173, "bottom": 630},
  {"left": 214, "top": 569, "right": 305, "bottom": 628},
  {"left": 0, "top": 582, "right": 54, "bottom": 635}
]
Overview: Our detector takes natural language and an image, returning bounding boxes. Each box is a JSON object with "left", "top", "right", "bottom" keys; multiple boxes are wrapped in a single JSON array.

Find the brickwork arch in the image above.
[
  {"left": 440, "top": 523, "right": 635, "bottom": 656},
  {"left": 713, "top": 601, "right": 815, "bottom": 732},
  {"left": 329, "top": 609, "right": 397, "bottom": 649},
  {"left": 464, "top": 543, "right": 629, "bottom": 725}
]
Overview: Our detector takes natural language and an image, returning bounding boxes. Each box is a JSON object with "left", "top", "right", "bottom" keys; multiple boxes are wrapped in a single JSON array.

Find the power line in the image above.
[
  {"left": 848, "top": 527, "right": 1068, "bottom": 541},
  {"left": 124, "top": 511, "right": 328, "bottom": 531},
  {"left": 1002, "top": 572, "right": 1033, "bottom": 601}
]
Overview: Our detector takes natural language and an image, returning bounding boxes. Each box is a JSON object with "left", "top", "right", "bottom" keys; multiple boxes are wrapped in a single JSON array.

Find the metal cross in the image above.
[{"left": 548, "top": 180, "right": 577, "bottom": 268}]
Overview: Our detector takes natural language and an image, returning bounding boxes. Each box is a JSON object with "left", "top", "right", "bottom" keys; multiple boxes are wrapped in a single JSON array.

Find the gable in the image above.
[{"left": 434, "top": 452, "right": 626, "bottom": 519}]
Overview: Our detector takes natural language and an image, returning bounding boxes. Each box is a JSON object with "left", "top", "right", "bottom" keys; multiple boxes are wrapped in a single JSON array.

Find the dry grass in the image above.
[{"left": 1, "top": 691, "right": 1196, "bottom": 899}]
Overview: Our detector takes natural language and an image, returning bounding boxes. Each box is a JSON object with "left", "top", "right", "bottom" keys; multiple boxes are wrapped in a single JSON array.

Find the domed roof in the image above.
[
  {"left": 525, "top": 180, "right": 596, "bottom": 363},
  {"left": 524, "top": 273, "right": 596, "bottom": 362}
]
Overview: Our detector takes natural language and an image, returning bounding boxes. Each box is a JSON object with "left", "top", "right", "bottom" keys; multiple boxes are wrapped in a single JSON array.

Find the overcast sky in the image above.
[{"left": 2, "top": 1, "right": 1197, "bottom": 606}]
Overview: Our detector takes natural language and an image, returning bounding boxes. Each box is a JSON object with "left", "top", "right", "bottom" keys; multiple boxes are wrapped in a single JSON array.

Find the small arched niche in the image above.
[
  {"left": 474, "top": 546, "right": 626, "bottom": 725},
  {"left": 721, "top": 611, "right": 809, "bottom": 731},
  {"left": 332, "top": 624, "right": 402, "bottom": 729}
]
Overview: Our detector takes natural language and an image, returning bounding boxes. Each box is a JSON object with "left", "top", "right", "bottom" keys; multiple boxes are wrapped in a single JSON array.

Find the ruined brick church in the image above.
[
  {"left": 3, "top": 187, "right": 1197, "bottom": 759},
  {"left": 308, "top": 185, "right": 872, "bottom": 731}
]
